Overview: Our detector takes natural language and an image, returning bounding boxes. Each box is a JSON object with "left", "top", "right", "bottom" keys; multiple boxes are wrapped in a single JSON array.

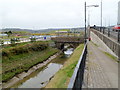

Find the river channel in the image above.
[{"left": 10, "top": 48, "right": 74, "bottom": 88}]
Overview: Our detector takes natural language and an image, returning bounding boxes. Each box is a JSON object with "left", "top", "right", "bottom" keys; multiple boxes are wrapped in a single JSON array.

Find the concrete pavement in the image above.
[{"left": 82, "top": 41, "right": 118, "bottom": 88}]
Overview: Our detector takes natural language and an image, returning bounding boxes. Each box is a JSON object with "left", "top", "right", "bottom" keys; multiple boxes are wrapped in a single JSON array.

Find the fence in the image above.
[
  {"left": 92, "top": 26, "right": 120, "bottom": 43},
  {"left": 91, "top": 29, "right": 120, "bottom": 60},
  {"left": 67, "top": 43, "right": 87, "bottom": 90}
]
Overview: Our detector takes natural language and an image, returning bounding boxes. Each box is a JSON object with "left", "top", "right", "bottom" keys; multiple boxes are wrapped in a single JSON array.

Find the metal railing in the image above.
[
  {"left": 67, "top": 42, "right": 87, "bottom": 90},
  {"left": 92, "top": 26, "right": 120, "bottom": 43}
]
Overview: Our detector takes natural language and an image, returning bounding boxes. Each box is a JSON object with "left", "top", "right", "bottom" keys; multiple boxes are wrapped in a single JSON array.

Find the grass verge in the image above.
[
  {"left": 45, "top": 44, "right": 84, "bottom": 88},
  {"left": 91, "top": 41, "right": 99, "bottom": 47},
  {"left": 103, "top": 52, "right": 119, "bottom": 63}
]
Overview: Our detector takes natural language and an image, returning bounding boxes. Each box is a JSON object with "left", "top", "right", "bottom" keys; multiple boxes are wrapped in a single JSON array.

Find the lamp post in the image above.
[
  {"left": 100, "top": 0, "right": 102, "bottom": 32},
  {"left": 84, "top": 2, "right": 99, "bottom": 43},
  {"left": 85, "top": 2, "right": 87, "bottom": 43}
]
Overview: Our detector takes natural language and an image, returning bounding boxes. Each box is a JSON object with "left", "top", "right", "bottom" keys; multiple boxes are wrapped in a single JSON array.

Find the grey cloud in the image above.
[{"left": 0, "top": 0, "right": 119, "bottom": 29}]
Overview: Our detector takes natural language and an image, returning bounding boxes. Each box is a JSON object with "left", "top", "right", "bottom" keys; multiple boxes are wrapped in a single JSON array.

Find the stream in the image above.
[{"left": 11, "top": 48, "right": 74, "bottom": 88}]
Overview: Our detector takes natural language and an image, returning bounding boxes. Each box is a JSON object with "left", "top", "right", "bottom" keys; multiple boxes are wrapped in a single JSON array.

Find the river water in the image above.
[
  {"left": 18, "top": 63, "right": 62, "bottom": 88},
  {"left": 11, "top": 48, "right": 73, "bottom": 88}
]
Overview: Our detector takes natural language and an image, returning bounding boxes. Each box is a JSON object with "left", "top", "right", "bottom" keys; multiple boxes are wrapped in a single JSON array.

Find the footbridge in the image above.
[
  {"left": 67, "top": 28, "right": 119, "bottom": 89},
  {"left": 51, "top": 36, "right": 84, "bottom": 49}
]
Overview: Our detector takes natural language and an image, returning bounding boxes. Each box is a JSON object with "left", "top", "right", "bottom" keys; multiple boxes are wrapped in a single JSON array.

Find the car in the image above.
[{"left": 112, "top": 25, "right": 120, "bottom": 32}]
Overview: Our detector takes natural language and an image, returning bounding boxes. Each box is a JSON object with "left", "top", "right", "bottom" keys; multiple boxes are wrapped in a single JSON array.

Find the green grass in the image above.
[
  {"left": 45, "top": 44, "right": 84, "bottom": 88},
  {"left": 58, "top": 29, "right": 70, "bottom": 31},
  {"left": 2, "top": 41, "right": 49, "bottom": 49},
  {"left": 2, "top": 41, "right": 48, "bottom": 57},
  {"left": 2, "top": 42, "right": 30, "bottom": 49},
  {"left": 2, "top": 42, "right": 59, "bottom": 82},
  {"left": 91, "top": 41, "right": 99, "bottom": 47},
  {"left": 103, "top": 52, "right": 119, "bottom": 63}
]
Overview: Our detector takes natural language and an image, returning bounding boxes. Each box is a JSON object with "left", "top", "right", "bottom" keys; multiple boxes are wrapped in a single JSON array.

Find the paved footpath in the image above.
[{"left": 82, "top": 41, "right": 118, "bottom": 88}]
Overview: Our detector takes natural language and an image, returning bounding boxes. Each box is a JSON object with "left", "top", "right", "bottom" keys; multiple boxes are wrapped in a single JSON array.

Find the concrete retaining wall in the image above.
[{"left": 90, "top": 29, "right": 120, "bottom": 59}]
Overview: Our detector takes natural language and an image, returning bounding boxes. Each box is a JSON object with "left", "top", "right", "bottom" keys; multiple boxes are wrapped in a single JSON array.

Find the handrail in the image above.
[{"left": 67, "top": 42, "right": 87, "bottom": 90}]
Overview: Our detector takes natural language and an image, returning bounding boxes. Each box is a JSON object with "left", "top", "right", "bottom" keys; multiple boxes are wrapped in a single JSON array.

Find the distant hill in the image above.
[
  {"left": 1, "top": 28, "right": 34, "bottom": 33},
  {"left": 0, "top": 27, "right": 84, "bottom": 33}
]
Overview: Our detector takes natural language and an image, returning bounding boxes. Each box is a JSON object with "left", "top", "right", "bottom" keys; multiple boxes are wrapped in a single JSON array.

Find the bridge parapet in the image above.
[
  {"left": 51, "top": 36, "right": 84, "bottom": 43},
  {"left": 91, "top": 29, "right": 120, "bottom": 60}
]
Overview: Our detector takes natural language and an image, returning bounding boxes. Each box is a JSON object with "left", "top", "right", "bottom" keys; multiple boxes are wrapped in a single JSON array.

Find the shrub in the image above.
[
  {"left": 2, "top": 49, "right": 9, "bottom": 57},
  {"left": 30, "top": 37, "right": 36, "bottom": 42},
  {"left": 0, "top": 39, "right": 4, "bottom": 46},
  {"left": 2, "top": 42, "right": 48, "bottom": 57}
]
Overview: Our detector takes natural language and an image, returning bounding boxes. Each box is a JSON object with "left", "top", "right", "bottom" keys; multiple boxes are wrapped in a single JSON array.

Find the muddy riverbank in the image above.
[{"left": 2, "top": 52, "right": 61, "bottom": 88}]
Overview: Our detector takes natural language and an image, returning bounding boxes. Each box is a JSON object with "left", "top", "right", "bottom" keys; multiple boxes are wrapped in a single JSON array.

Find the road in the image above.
[
  {"left": 104, "top": 28, "right": 119, "bottom": 41},
  {"left": 94, "top": 27, "right": 120, "bottom": 42}
]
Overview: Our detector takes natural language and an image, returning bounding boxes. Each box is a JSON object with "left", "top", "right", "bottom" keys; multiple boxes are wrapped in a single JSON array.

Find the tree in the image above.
[
  {"left": 4, "top": 31, "right": 12, "bottom": 37},
  {"left": 0, "top": 39, "right": 4, "bottom": 46},
  {"left": 10, "top": 38, "right": 16, "bottom": 44}
]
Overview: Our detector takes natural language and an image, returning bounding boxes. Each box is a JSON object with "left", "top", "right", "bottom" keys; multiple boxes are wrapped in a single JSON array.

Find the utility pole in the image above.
[{"left": 85, "top": 2, "right": 87, "bottom": 43}]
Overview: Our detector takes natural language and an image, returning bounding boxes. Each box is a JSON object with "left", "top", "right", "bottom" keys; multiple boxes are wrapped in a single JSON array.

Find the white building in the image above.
[
  {"left": 118, "top": 1, "right": 120, "bottom": 25},
  {"left": 0, "top": 34, "right": 8, "bottom": 36}
]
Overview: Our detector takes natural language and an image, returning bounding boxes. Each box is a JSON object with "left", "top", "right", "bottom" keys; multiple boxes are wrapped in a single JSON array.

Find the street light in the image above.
[
  {"left": 100, "top": 0, "right": 102, "bottom": 32},
  {"left": 84, "top": 2, "right": 99, "bottom": 43},
  {"left": 87, "top": 5, "right": 99, "bottom": 7},
  {"left": 87, "top": 5, "right": 99, "bottom": 26}
]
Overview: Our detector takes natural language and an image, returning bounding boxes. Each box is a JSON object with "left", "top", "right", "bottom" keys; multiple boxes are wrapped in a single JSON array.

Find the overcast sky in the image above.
[{"left": 0, "top": 0, "right": 119, "bottom": 29}]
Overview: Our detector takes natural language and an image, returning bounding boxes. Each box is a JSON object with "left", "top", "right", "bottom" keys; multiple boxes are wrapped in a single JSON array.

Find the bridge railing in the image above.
[
  {"left": 67, "top": 42, "right": 87, "bottom": 90},
  {"left": 91, "top": 26, "right": 120, "bottom": 43}
]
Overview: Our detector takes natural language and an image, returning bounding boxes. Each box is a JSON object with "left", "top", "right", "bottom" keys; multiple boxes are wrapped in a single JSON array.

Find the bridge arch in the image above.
[{"left": 52, "top": 36, "right": 84, "bottom": 50}]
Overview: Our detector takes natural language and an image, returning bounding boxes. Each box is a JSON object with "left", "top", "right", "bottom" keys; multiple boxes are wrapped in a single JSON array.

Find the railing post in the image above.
[
  {"left": 103, "top": 27, "right": 105, "bottom": 34},
  {"left": 100, "top": 27, "right": 102, "bottom": 32},
  {"left": 108, "top": 28, "right": 110, "bottom": 37},
  {"left": 118, "top": 30, "right": 120, "bottom": 43}
]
